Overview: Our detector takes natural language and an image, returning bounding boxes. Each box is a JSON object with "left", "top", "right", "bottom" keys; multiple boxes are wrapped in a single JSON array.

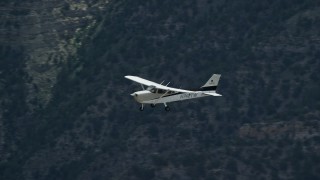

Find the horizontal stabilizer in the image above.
[{"left": 203, "top": 92, "right": 222, "bottom": 96}]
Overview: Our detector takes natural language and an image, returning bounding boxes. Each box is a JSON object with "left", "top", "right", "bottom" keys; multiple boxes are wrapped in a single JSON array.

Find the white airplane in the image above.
[{"left": 125, "top": 74, "right": 222, "bottom": 111}]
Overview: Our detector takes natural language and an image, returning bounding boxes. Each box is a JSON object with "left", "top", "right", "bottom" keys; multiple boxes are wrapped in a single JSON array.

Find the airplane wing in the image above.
[
  {"left": 125, "top": 75, "right": 193, "bottom": 93},
  {"left": 203, "top": 92, "right": 222, "bottom": 96}
]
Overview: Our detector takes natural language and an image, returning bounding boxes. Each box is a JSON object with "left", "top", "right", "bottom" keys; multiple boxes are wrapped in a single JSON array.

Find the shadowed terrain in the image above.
[{"left": 1, "top": 0, "right": 320, "bottom": 179}]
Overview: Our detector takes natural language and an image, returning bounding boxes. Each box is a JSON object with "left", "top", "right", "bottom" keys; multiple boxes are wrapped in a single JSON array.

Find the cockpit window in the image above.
[
  {"left": 146, "top": 86, "right": 176, "bottom": 94},
  {"left": 147, "top": 86, "right": 156, "bottom": 93}
]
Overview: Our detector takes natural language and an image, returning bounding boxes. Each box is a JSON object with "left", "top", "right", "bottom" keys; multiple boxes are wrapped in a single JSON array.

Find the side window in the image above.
[
  {"left": 150, "top": 88, "right": 156, "bottom": 93},
  {"left": 158, "top": 89, "right": 164, "bottom": 94}
]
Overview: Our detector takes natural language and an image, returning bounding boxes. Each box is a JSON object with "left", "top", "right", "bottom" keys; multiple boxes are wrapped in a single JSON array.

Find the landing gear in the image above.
[
  {"left": 139, "top": 103, "right": 170, "bottom": 111},
  {"left": 140, "top": 104, "right": 144, "bottom": 111},
  {"left": 164, "top": 103, "right": 170, "bottom": 111}
]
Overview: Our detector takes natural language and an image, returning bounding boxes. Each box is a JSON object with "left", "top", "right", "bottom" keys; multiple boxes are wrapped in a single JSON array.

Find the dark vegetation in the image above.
[{"left": 1, "top": 0, "right": 320, "bottom": 179}]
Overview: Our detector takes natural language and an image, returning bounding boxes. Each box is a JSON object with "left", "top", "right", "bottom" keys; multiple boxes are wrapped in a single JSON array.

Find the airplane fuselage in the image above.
[{"left": 131, "top": 90, "right": 212, "bottom": 104}]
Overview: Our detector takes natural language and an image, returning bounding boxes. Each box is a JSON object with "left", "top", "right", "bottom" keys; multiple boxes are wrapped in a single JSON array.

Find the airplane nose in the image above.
[{"left": 130, "top": 93, "right": 136, "bottom": 96}]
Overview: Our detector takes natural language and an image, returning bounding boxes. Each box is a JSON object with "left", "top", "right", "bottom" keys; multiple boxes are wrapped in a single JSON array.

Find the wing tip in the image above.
[{"left": 124, "top": 75, "right": 133, "bottom": 79}]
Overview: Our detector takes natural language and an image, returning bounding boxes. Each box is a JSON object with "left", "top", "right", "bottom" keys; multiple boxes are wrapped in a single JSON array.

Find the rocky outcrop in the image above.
[
  {"left": 0, "top": 0, "right": 107, "bottom": 108},
  {"left": 0, "top": 0, "right": 108, "bottom": 168}
]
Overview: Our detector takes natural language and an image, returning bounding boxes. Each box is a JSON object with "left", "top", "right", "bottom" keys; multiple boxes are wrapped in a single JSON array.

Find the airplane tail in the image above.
[{"left": 200, "top": 74, "right": 221, "bottom": 91}]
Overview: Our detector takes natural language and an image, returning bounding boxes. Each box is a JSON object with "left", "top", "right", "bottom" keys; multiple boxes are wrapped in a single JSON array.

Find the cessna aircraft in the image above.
[{"left": 125, "top": 74, "right": 222, "bottom": 111}]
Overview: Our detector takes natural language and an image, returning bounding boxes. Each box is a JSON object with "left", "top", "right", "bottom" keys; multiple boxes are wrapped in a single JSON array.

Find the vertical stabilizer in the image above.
[{"left": 201, "top": 74, "right": 221, "bottom": 91}]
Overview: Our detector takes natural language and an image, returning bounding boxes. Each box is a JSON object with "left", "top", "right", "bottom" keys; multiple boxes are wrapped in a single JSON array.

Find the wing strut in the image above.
[{"left": 155, "top": 90, "right": 170, "bottom": 104}]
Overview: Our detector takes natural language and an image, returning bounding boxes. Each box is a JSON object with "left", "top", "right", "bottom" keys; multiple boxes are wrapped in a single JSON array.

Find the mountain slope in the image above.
[{"left": 1, "top": 0, "right": 320, "bottom": 179}]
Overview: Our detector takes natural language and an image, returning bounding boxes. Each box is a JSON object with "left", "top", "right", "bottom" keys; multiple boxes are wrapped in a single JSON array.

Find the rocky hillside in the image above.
[
  {"left": 0, "top": 0, "right": 108, "bottom": 176},
  {"left": 1, "top": 0, "right": 320, "bottom": 179}
]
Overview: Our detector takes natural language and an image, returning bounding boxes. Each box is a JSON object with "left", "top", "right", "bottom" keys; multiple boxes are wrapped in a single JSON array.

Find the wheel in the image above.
[
  {"left": 165, "top": 106, "right": 170, "bottom": 111},
  {"left": 139, "top": 106, "right": 144, "bottom": 111},
  {"left": 150, "top": 104, "right": 156, "bottom": 108}
]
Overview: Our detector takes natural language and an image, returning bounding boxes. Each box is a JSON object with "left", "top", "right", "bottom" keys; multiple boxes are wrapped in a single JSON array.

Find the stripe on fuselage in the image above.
[{"left": 143, "top": 92, "right": 208, "bottom": 104}]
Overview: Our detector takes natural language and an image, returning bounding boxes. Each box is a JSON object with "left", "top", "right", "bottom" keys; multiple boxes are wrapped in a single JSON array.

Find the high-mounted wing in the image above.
[{"left": 125, "top": 75, "right": 193, "bottom": 93}]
